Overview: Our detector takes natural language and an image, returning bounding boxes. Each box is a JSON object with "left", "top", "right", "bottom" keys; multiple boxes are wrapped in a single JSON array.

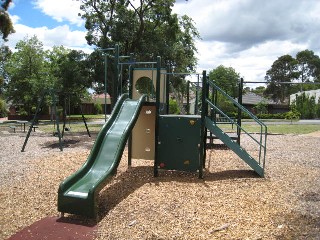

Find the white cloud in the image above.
[
  {"left": 5, "top": 0, "right": 320, "bottom": 87},
  {"left": 33, "top": 0, "right": 84, "bottom": 27},
  {"left": 173, "top": 0, "right": 320, "bottom": 84},
  {"left": 7, "top": 22, "right": 92, "bottom": 53},
  {"left": 196, "top": 39, "right": 308, "bottom": 82},
  {"left": 6, "top": 1, "right": 92, "bottom": 53}
]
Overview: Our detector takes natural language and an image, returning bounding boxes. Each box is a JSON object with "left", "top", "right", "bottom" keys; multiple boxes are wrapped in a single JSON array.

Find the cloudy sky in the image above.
[{"left": 6, "top": 0, "right": 320, "bottom": 85}]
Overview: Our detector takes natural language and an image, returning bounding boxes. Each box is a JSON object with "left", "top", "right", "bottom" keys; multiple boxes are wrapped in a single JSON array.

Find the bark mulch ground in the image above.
[{"left": 0, "top": 129, "right": 319, "bottom": 239}]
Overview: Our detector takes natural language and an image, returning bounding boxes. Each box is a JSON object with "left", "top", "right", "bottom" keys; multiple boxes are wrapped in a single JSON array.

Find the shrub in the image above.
[
  {"left": 253, "top": 101, "right": 268, "bottom": 114},
  {"left": 0, "top": 98, "right": 7, "bottom": 117},
  {"left": 169, "top": 99, "right": 180, "bottom": 114},
  {"left": 285, "top": 110, "right": 301, "bottom": 123},
  {"left": 256, "top": 113, "right": 286, "bottom": 119},
  {"left": 19, "top": 109, "right": 28, "bottom": 116},
  {"left": 94, "top": 103, "right": 103, "bottom": 114},
  {"left": 293, "top": 93, "right": 320, "bottom": 119}
]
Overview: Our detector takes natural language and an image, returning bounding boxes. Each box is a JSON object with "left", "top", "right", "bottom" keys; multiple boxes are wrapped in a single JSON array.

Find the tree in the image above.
[
  {"left": 79, "top": 0, "right": 199, "bottom": 104},
  {"left": 45, "top": 46, "right": 91, "bottom": 117},
  {"left": 264, "top": 55, "right": 298, "bottom": 103},
  {"left": 264, "top": 50, "right": 320, "bottom": 103},
  {"left": 47, "top": 46, "right": 91, "bottom": 94},
  {"left": 285, "top": 105, "right": 300, "bottom": 124},
  {"left": 252, "top": 86, "right": 266, "bottom": 96},
  {"left": 5, "top": 38, "right": 92, "bottom": 116},
  {"left": 0, "top": 44, "right": 11, "bottom": 117},
  {"left": 292, "top": 92, "right": 319, "bottom": 119},
  {"left": 208, "top": 65, "right": 240, "bottom": 97},
  {"left": 56, "top": 50, "right": 90, "bottom": 101},
  {"left": 0, "top": 0, "right": 15, "bottom": 41},
  {"left": 0, "top": 44, "right": 11, "bottom": 94},
  {"left": 253, "top": 100, "right": 268, "bottom": 114},
  {"left": 296, "top": 50, "right": 320, "bottom": 83},
  {"left": 5, "top": 36, "right": 47, "bottom": 115}
]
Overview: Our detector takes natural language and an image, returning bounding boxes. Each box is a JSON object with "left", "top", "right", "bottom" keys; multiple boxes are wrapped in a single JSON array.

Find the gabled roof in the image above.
[
  {"left": 82, "top": 93, "right": 112, "bottom": 104},
  {"left": 241, "top": 92, "right": 276, "bottom": 105}
]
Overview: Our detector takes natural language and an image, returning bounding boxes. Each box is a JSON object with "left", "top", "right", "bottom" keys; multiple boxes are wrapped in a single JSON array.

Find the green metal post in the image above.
[
  {"left": 186, "top": 81, "right": 190, "bottom": 115},
  {"left": 209, "top": 84, "right": 215, "bottom": 145},
  {"left": 21, "top": 93, "right": 45, "bottom": 152},
  {"left": 129, "top": 66, "right": 133, "bottom": 98},
  {"left": 237, "top": 78, "right": 243, "bottom": 144},
  {"left": 128, "top": 133, "right": 132, "bottom": 167},
  {"left": 166, "top": 71, "right": 170, "bottom": 114},
  {"left": 195, "top": 74, "right": 200, "bottom": 114},
  {"left": 199, "top": 70, "right": 207, "bottom": 178},
  {"left": 154, "top": 56, "right": 161, "bottom": 177},
  {"left": 80, "top": 105, "right": 91, "bottom": 137},
  {"left": 104, "top": 53, "right": 108, "bottom": 122},
  {"left": 113, "top": 44, "right": 119, "bottom": 110},
  {"left": 128, "top": 65, "right": 133, "bottom": 167},
  {"left": 53, "top": 94, "right": 63, "bottom": 151}
]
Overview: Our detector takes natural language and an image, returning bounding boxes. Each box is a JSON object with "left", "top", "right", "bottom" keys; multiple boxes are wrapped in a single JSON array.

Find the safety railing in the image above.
[{"left": 205, "top": 78, "right": 267, "bottom": 169}]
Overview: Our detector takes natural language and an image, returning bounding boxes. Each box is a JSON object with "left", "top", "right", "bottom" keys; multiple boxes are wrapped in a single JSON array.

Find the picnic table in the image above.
[{"left": 17, "top": 120, "right": 28, "bottom": 132}]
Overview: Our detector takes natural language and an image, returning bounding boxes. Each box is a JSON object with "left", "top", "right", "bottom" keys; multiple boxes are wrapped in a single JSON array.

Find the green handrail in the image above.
[{"left": 206, "top": 80, "right": 267, "bottom": 169}]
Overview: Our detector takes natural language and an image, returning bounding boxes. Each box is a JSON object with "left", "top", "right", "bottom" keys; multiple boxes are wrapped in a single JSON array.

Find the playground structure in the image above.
[{"left": 58, "top": 53, "right": 267, "bottom": 218}]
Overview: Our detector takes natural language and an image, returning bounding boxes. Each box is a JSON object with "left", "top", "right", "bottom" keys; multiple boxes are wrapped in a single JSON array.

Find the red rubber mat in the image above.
[{"left": 7, "top": 217, "right": 97, "bottom": 240}]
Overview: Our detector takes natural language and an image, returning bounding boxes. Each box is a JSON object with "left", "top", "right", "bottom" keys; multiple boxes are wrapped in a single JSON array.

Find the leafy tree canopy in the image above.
[
  {"left": 0, "top": 44, "right": 11, "bottom": 93},
  {"left": 5, "top": 35, "right": 47, "bottom": 114},
  {"left": 4, "top": 36, "right": 91, "bottom": 115},
  {"left": 251, "top": 86, "right": 266, "bottom": 96},
  {"left": 208, "top": 65, "right": 240, "bottom": 97},
  {"left": 0, "top": 0, "right": 15, "bottom": 41},
  {"left": 80, "top": 0, "right": 199, "bottom": 67},
  {"left": 79, "top": 0, "right": 200, "bottom": 102},
  {"left": 265, "top": 50, "right": 320, "bottom": 103},
  {"left": 296, "top": 49, "right": 320, "bottom": 83}
]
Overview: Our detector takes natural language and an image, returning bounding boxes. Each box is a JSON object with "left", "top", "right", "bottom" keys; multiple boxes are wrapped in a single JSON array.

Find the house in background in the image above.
[
  {"left": 81, "top": 93, "right": 112, "bottom": 114},
  {"left": 8, "top": 93, "right": 113, "bottom": 120},
  {"left": 240, "top": 92, "right": 289, "bottom": 114},
  {"left": 289, "top": 89, "right": 320, "bottom": 104}
]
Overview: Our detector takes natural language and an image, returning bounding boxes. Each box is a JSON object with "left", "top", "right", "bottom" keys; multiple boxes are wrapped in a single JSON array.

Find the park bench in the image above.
[
  {"left": 9, "top": 125, "right": 16, "bottom": 133},
  {"left": 30, "top": 125, "right": 39, "bottom": 132}
]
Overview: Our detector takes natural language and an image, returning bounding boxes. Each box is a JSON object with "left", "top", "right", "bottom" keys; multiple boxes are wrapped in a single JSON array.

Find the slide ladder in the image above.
[
  {"left": 58, "top": 94, "right": 145, "bottom": 218},
  {"left": 204, "top": 80, "right": 267, "bottom": 177}
]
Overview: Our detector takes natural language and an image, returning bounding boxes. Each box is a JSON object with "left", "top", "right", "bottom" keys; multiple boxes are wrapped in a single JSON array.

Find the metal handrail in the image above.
[
  {"left": 208, "top": 80, "right": 267, "bottom": 128},
  {"left": 207, "top": 80, "right": 267, "bottom": 168}
]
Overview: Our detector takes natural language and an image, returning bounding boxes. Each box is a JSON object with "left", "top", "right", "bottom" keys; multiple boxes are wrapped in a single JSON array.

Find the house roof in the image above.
[
  {"left": 290, "top": 89, "right": 320, "bottom": 104},
  {"left": 240, "top": 92, "right": 276, "bottom": 105},
  {"left": 82, "top": 93, "right": 112, "bottom": 104}
]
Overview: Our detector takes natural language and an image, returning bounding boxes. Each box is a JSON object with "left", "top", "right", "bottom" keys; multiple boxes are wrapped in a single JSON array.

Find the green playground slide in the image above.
[{"left": 58, "top": 94, "right": 145, "bottom": 218}]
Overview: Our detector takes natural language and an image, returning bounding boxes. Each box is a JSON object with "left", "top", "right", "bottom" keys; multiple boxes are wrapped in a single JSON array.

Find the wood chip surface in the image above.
[{"left": 0, "top": 129, "right": 320, "bottom": 239}]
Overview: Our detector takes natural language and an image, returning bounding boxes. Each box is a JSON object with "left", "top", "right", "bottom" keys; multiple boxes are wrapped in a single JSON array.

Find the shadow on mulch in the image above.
[
  {"left": 42, "top": 136, "right": 96, "bottom": 150},
  {"left": 275, "top": 213, "right": 320, "bottom": 240},
  {"left": 43, "top": 139, "right": 81, "bottom": 149}
]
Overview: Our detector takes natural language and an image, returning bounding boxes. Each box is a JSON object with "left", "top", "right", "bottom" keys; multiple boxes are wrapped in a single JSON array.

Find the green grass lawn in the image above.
[
  {"left": 37, "top": 123, "right": 103, "bottom": 133},
  {"left": 68, "top": 114, "right": 106, "bottom": 120},
  {"left": 217, "top": 123, "right": 320, "bottom": 135},
  {"left": 245, "top": 124, "right": 320, "bottom": 135},
  {"left": 1, "top": 118, "right": 319, "bottom": 135}
]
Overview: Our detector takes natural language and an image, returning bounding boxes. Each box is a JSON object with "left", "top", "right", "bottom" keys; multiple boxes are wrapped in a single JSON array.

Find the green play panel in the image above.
[{"left": 157, "top": 115, "right": 201, "bottom": 172}]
